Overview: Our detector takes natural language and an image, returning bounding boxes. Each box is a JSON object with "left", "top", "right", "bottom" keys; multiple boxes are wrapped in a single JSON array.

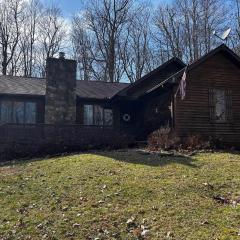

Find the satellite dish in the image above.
[
  {"left": 221, "top": 28, "right": 231, "bottom": 40},
  {"left": 213, "top": 28, "right": 231, "bottom": 42}
]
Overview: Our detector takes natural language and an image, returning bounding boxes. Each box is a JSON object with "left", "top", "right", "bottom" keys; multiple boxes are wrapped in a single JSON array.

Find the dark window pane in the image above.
[
  {"left": 25, "top": 102, "right": 36, "bottom": 124},
  {"left": 94, "top": 105, "right": 103, "bottom": 125},
  {"left": 104, "top": 109, "right": 113, "bottom": 126},
  {"left": 0, "top": 101, "right": 12, "bottom": 123},
  {"left": 13, "top": 102, "right": 24, "bottom": 124},
  {"left": 213, "top": 89, "right": 226, "bottom": 122},
  {"left": 83, "top": 105, "right": 93, "bottom": 125}
]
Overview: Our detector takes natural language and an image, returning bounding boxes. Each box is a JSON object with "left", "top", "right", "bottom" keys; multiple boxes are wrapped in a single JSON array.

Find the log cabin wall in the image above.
[{"left": 174, "top": 51, "right": 240, "bottom": 145}]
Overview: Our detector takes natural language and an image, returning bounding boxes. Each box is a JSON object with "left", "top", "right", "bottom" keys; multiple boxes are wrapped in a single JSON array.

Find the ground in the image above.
[{"left": 0, "top": 150, "right": 240, "bottom": 240}]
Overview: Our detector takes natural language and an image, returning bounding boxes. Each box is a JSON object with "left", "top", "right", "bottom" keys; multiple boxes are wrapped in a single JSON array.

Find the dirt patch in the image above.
[{"left": 0, "top": 166, "right": 19, "bottom": 175}]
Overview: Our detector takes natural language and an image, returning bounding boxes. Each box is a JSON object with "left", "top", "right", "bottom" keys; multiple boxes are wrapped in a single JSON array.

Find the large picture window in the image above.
[
  {"left": 209, "top": 89, "right": 232, "bottom": 123},
  {"left": 0, "top": 101, "right": 37, "bottom": 124},
  {"left": 83, "top": 104, "right": 113, "bottom": 126}
]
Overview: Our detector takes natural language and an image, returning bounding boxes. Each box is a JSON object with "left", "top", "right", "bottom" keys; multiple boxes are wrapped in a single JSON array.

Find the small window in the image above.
[{"left": 209, "top": 89, "right": 232, "bottom": 123}]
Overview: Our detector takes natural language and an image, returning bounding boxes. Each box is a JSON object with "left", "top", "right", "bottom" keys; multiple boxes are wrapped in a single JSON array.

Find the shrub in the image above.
[
  {"left": 184, "top": 135, "right": 211, "bottom": 150},
  {"left": 148, "top": 125, "right": 180, "bottom": 151},
  {"left": 147, "top": 128, "right": 222, "bottom": 151}
]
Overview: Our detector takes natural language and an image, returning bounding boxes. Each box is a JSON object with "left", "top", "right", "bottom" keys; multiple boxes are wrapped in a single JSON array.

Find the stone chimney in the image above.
[{"left": 45, "top": 54, "right": 77, "bottom": 124}]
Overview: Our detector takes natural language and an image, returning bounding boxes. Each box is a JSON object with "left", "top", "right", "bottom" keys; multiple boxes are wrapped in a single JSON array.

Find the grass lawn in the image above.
[{"left": 0, "top": 150, "right": 240, "bottom": 239}]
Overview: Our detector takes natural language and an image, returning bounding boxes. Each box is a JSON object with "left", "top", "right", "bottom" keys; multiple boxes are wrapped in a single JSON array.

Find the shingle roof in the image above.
[
  {"left": 112, "top": 57, "right": 186, "bottom": 99},
  {"left": 146, "top": 44, "right": 240, "bottom": 95},
  {"left": 0, "top": 75, "right": 46, "bottom": 96},
  {"left": 0, "top": 75, "right": 129, "bottom": 99},
  {"left": 76, "top": 80, "right": 129, "bottom": 99}
]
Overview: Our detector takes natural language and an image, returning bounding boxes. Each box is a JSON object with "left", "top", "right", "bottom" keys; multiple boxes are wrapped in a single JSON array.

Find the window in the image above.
[
  {"left": 83, "top": 105, "right": 93, "bottom": 125},
  {"left": 94, "top": 105, "right": 104, "bottom": 125},
  {"left": 25, "top": 102, "right": 37, "bottom": 124},
  {"left": 0, "top": 101, "right": 37, "bottom": 124},
  {"left": 83, "top": 104, "right": 113, "bottom": 126},
  {"left": 104, "top": 109, "right": 113, "bottom": 126},
  {"left": 13, "top": 102, "right": 24, "bottom": 124},
  {"left": 1, "top": 101, "right": 12, "bottom": 123},
  {"left": 209, "top": 89, "right": 232, "bottom": 123}
]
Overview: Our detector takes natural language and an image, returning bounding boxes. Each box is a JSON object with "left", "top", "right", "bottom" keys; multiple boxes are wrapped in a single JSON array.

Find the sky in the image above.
[
  {"left": 41, "top": 0, "right": 83, "bottom": 18},
  {"left": 41, "top": 0, "right": 172, "bottom": 18}
]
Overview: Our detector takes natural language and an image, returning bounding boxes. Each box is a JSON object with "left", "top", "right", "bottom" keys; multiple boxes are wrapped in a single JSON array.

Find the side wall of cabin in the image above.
[{"left": 174, "top": 52, "right": 240, "bottom": 145}]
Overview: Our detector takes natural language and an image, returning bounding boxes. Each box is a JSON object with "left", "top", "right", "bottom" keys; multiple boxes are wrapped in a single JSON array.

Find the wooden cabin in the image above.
[
  {"left": 0, "top": 44, "right": 240, "bottom": 147},
  {"left": 146, "top": 44, "right": 240, "bottom": 145}
]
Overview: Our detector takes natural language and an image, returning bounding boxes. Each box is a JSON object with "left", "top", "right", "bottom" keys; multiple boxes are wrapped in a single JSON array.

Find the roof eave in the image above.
[
  {"left": 0, "top": 93, "right": 45, "bottom": 98},
  {"left": 144, "top": 44, "right": 240, "bottom": 96},
  {"left": 111, "top": 57, "right": 186, "bottom": 99}
]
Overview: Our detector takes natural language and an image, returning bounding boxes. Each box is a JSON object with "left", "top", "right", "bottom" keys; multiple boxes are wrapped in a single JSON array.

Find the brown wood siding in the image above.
[{"left": 174, "top": 52, "right": 240, "bottom": 145}]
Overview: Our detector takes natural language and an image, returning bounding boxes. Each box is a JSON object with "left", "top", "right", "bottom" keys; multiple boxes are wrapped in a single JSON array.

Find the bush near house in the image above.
[
  {"left": 147, "top": 126, "right": 180, "bottom": 151},
  {"left": 148, "top": 126, "right": 227, "bottom": 151}
]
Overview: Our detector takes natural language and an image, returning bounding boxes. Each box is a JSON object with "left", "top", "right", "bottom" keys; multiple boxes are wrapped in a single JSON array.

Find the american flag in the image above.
[{"left": 179, "top": 68, "right": 187, "bottom": 100}]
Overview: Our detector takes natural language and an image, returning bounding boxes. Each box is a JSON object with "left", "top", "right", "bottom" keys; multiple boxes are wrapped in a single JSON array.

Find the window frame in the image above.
[{"left": 209, "top": 88, "right": 232, "bottom": 123}]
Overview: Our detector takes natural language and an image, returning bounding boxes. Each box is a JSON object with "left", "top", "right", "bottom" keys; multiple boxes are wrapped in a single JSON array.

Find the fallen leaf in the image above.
[
  {"left": 73, "top": 223, "right": 81, "bottom": 228},
  {"left": 141, "top": 229, "right": 150, "bottom": 237}
]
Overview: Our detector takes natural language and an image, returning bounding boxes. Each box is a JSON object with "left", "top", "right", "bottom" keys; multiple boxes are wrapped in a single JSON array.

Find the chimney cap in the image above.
[{"left": 59, "top": 52, "right": 65, "bottom": 59}]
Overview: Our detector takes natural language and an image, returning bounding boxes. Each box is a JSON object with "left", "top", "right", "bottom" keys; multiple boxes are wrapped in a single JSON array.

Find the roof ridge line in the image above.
[
  {"left": 0, "top": 75, "right": 46, "bottom": 80},
  {"left": 77, "top": 79, "right": 129, "bottom": 84}
]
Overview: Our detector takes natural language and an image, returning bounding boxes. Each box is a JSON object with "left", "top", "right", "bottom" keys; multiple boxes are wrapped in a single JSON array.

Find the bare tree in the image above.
[
  {"left": 154, "top": 4, "right": 183, "bottom": 60},
  {"left": 120, "top": 4, "right": 152, "bottom": 82},
  {"left": 231, "top": 0, "right": 240, "bottom": 54},
  {"left": 36, "top": 4, "right": 66, "bottom": 77},
  {"left": 84, "top": 0, "right": 133, "bottom": 82},
  {"left": 19, "top": 0, "right": 42, "bottom": 77},
  {"left": 154, "top": 0, "right": 229, "bottom": 63},
  {"left": 72, "top": 15, "right": 96, "bottom": 81},
  {"left": 0, "top": 0, "right": 235, "bottom": 81},
  {"left": 0, "top": 0, "right": 25, "bottom": 75}
]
